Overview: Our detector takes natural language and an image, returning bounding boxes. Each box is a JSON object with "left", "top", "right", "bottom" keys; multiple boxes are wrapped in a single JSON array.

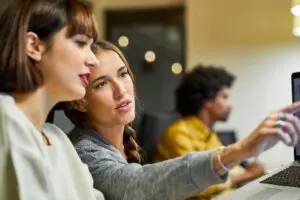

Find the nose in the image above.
[
  {"left": 228, "top": 101, "right": 232, "bottom": 109},
  {"left": 113, "top": 80, "right": 125, "bottom": 100},
  {"left": 85, "top": 50, "right": 100, "bottom": 69}
]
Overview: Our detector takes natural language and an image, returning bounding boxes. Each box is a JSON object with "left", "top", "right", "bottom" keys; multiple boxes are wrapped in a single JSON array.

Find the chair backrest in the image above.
[
  {"left": 216, "top": 130, "right": 248, "bottom": 167},
  {"left": 137, "top": 112, "right": 179, "bottom": 163},
  {"left": 46, "top": 110, "right": 74, "bottom": 134},
  {"left": 215, "top": 130, "right": 237, "bottom": 145}
]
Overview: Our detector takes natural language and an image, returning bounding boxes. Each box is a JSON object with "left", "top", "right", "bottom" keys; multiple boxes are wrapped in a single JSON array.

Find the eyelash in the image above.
[
  {"left": 120, "top": 71, "right": 129, "bottom": 78},
  {"left": 75, "top": 40, "right": 88, "bottom": 47},
  {"left": 95, "top": 71, "right": 129, "bottom": 89},
  {"left": 96, "top": 81, "right": 107, "bottom": 89}
]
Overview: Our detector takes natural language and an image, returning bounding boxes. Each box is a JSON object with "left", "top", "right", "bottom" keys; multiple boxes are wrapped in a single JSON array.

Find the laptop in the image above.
[{"left": 218, "top": 72, "right": 300, "bottom": 200}]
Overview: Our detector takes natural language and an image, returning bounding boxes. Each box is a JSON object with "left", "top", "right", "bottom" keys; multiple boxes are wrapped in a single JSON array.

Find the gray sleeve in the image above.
[{"left": 76, "top": 143, "right": 227, "bottom": 200}]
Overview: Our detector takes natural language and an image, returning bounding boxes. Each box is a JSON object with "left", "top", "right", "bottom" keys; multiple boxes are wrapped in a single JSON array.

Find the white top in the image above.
[{"left": 0, "top": 93, "right": 105, "bottom": 200}]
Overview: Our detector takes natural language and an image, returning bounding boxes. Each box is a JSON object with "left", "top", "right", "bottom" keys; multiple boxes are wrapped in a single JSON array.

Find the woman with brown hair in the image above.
[
  {"left": 0, "top": 0, "right": 104, "bottom": 199},
  {"left": 66, "top": 40, "right": 300, "bottom": 200}
]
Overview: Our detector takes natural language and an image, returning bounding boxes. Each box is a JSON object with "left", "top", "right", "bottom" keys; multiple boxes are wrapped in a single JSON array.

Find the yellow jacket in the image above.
[{"left": 153, "top": 116, "right": 244, "bottom": 200}]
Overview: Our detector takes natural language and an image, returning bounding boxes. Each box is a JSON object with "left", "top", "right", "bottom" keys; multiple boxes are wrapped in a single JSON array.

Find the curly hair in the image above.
[
  {"left": 64, "top": 40, "right": 141, "bottom": 163},
  {"left": 175, "top": 64, "right": 235, "bottom": 117}
]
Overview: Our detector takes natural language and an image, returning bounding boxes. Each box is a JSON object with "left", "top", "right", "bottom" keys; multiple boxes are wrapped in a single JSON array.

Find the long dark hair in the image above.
[{"left": 65, "top": 40, "right": 142, "bottom": 163}]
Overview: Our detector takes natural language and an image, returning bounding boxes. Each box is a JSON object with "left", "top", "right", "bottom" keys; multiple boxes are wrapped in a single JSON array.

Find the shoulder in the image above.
[
  {"left": 0, "top": 93, "right": 15, "bottom": 106},
  {"left": 43, "top": 123, "right": 77, "bottom": 150},
  {"left": 74, "top": 136, "right": 102, "bottom": 151},
  {"left": 0, "top": 94, "right": 32, "bottom": 132},
  {"left": 164, "top": 118, "right": 190, "bottom": 137},
  {"left": 0, "top": 94, "right": 13, "bottom": 164},
  {"left": 71, "top": 130, "right": 126, "bottom": 164},
  {"left": 72, "top": 131, "right": 115, "bottom": 154},
  {"left": 44, "top": 123, "right": 68, "bottom": 140},
  {"left": 69, "top": 127, "right": 108, "bottom": 151},
  {"left": 76, "top": 138, "right": 126, "bottom": 165},
  {"left": 157, "top": 119, "right": 193, "bottom": 148},
  {"left": 0, "top": 93, "right": 19, "bottom": 121}
]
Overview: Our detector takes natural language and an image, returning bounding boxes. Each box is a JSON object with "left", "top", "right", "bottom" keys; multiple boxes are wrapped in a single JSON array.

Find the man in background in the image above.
[{"left": 153, "top": 64, "right": 265, "bottom": 200}]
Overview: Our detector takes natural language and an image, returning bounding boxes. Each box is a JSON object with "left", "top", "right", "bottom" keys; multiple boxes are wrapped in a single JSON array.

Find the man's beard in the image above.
[{"left": 220, "top": 109, "right": 231, "bottom": 122}]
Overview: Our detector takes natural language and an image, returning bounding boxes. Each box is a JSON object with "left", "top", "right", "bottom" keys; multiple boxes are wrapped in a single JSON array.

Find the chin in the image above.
[
  {"left": 220, "top": 115, "right": 229, "bottom": 122},
  {"left": 121, "top": 112, "right": 135, "bottom": 125},
  {"left": 63, "top": 85, "right": 86, "bottom": 101}
]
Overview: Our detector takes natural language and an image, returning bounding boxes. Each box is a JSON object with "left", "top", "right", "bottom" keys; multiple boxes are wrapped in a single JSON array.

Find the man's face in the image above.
[{"left": 206, "top": 86, "right": 232, "bottom": 122}]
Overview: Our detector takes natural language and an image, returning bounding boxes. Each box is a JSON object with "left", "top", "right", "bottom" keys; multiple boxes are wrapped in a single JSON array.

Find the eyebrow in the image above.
[
  {"left": 92, "top": 66, "right": 127, "bottom": 84},
  {"left": 118, "top": 66, "right": 127, "bottom": 73},
  {"left": 92, "top": 76, "right": 106, "bottom": 85}
]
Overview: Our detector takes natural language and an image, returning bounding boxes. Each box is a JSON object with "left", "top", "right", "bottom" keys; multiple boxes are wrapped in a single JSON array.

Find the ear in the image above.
[
  {"left": 25, "top": 32, "right": 46, "bottom": 62},
  {"left": 203, "top": 100, "right": 213, "bottom": 109},
  {"left": 70, "top": 99, "right": 88, "bottom": 112}
]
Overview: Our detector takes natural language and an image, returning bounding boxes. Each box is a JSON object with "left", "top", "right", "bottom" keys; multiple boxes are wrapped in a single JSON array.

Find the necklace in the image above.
[{"left": 41, "top": 131, "right": 51, "bottom": 146}]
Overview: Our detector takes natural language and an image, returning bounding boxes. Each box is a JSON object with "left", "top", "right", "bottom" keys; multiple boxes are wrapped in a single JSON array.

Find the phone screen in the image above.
[
  {"left": 293, "top": 76, "right": 300, "bottom": 104},
  {"left": 292, "top": 76, "right": 300, "bottom": 156}
]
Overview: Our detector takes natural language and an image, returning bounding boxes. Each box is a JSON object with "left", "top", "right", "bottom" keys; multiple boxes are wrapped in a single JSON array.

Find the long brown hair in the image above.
[
  {"left": 65, "top": 40, "right": 142, "bottom": 163},
  {"left": 0, "top": 0, "right": 98, "bottom": 93}
]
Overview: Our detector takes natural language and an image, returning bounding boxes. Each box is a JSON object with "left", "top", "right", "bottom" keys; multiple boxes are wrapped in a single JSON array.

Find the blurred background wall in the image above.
[{"left": 185, "top": 0, "right": 300, "bottom": 169}]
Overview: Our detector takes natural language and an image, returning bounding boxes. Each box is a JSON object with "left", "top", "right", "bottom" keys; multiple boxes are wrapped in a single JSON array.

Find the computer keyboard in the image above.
[{"left": 260, "top": 166, "right": 300, "bottom": 188}]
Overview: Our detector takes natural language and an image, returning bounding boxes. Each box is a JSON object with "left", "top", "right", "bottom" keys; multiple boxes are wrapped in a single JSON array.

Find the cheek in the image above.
[
  {"left": 58, "top": 44, "right": 84, "bottom": 69},
  {"left": 222, "top": 100, "right": 230, "bottom": 109},
  {"left": 87, "top": 94, "right": 111, "bottom": 122},
  {"left": 125, "top": 79, "right": 134, "bottom": 95},
  {"left": 213, "top": 102, "right": 224, "bottom": 113},
  {"left": 67, "top": 50, "right": 84, "bottom": 70},
  {"left": 89, "top": 91, "right": 114, "bottom": 112}
]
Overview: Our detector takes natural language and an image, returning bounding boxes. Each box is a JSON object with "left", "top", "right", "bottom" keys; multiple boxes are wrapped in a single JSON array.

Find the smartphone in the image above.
[
  {"left": 291, "top": 72, "right": 300, "bottom": 158},
  {"left": 292, "top": 72, "right": 300, "bottom": 118}
]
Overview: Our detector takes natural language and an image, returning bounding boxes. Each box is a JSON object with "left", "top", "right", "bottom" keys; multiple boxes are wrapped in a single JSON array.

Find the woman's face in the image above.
[
  {"left": 85, "top": 49, "right": 135, "bottom": 127},
  {"left": 39, "top": 26, "right": 99, "bottom": 101}
]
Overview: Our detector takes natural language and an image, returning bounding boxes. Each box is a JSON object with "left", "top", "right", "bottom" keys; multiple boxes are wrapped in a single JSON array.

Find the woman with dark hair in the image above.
[
  {"left": 66, "top": 40, "right": 300, "bottom": 200},
  {"left": 0, "top": 0, "right": 104, "bottom": 199}
]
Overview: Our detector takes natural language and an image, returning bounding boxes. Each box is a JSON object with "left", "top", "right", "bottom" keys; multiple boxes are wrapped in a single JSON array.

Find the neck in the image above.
[
  {"left": 91, "top": 121, "right": 125, "bottom": 154},
  {"left": 12, "top": 88, "right": 57, "bottom": 131},
  {"left": 198, "top": 110, "right": 216, "bottom": 130}
]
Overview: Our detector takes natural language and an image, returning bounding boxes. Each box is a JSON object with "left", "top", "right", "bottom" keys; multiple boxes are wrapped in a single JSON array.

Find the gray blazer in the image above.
[{"left": 69, "top": 127, "right": 227, "bottom": 200}]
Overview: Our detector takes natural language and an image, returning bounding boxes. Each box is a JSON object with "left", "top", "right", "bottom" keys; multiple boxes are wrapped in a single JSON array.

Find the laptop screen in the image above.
[{"left": 292, "top": 75, "right": 300, "bottom": 158}]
